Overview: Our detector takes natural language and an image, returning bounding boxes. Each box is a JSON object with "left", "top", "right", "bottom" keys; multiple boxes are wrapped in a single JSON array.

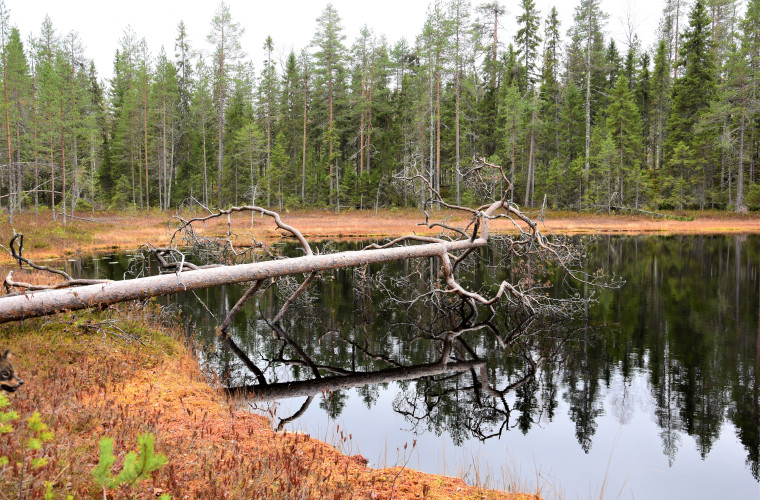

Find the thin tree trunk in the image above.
[
  {"left": 359, "top": 43, "right": 366, "bottom": 177},
  {"left": 301, "top": 79, "right": 307, "bottom": 202},
  {"left": 202, "top": 117, "right": 208, "bottom": 207},
  {"left": 525, "top": 91, "right": 537, "bottom": 207},
  {"left": 50, "top": 137, "right": 55, "bottom": 219},
  {"left": 455, "top": 11, "right": 461, "bottom": 205},
  {"left": 137, "top": 138, "right": 143, "bottom": 209},
  {"left": 435, "top": 52, "right": 441, "bottom": 211},
  {"left": 328, "top": 60, "right": 334, "bottom": 205},
  {"left": 585, "top": 5, "right": 592, "bottom": 175},
  {"left": 162, "top": 93, "right": 168, "bottom": 210},
  {"left": 736, "top": 102, "right": 745, "bottom": 211},
  {"left": 60, "top": 99, "right": 67, "bottom": 225},
  {"left": 367, "top": 48, "right": 375, "bottom": 175},
  {"left": 673, "top": 0, "right": 680, "bottom": 79},
  {"left": 32, "top": 64, "right": 38, "bottom": 216},
  {"left": 2, "top": 33, "right": 12, "bottom": 226},
  {"left": 144, "top": 81, "right": 150, "bottom": 211},
  {"left": 217, "top": 32, "right": 225, "bottom": 207}
]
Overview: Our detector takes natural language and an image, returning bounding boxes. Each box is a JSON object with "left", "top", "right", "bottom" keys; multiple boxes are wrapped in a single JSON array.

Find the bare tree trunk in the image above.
[
  {"left": 736, "top": 102, "right": 745, "bottom": 211},
  {"left": 266, "top": 88, "right": 271, "bottom": 208},
  {"left": 455, "top": 10, "right": 461, "bottom": 205},
  {"left": 60, "top": 99, "right": 67, "bottom": 225},
  {"left": 202, "top": 118, "right": 208, "bottom": 207},
  {"left": 2, "top": 30, "right": 12, "bottom": 226},
  {"left": 585, "top": 5, "right": 592, "bottom": 176},
  {"left": 435, "top": 52, "right": 441, "bottom": 211},
  {"left": 32, "top": 61, "right": 38, "bottom": 217},
  {"left": 50, "top": 137, "right": 55, "bottom": 219},
  {"left": 162, "top": 93, "right": 168, "bottom": 210},
  {"left": 367, "top": 48, "right": 374, "bottom": 175},
  {"left": 673, "top": 0, "right": 680, "bottom": 80},
  {"left": 137, "top": 139, "right": 144, "bottom": 209},
  {"left": 359, "top": 43, "right": 366, "bottom": 177},
  {"left": 302, "top": 85, "right": 307, "bottom": 202},
  {"left": 525, "top": 91, "right": 537, "bottom": 207},
  {"left": 217, "top": 32, "right": 225, "bottom": 207},
  {"left": 144, "top": 81, "right": 150, "bottom": 211}
]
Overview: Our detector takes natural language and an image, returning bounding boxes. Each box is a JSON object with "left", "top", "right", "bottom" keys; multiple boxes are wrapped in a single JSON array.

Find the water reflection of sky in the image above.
[
  {"left": 267, "top": 368, "right": 756, "bottom": 499},
  {"left": 71, "top": 235, "right": 760, "bottom": 499}
]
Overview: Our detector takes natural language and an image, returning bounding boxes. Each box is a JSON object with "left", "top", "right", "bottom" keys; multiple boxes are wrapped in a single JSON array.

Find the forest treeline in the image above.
[{"left": 0, "top": 0, "right": 759, "bottom": 223}]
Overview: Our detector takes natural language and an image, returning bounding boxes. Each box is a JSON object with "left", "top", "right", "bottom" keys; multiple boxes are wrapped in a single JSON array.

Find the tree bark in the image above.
[{"left": 0, "top": 237, "right": 487, "bottom": 324}]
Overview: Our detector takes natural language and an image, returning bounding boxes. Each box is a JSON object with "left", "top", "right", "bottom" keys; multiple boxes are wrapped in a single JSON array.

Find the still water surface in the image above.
[{"left": 70, "top": 235, "right": 759, "bottom": 499}]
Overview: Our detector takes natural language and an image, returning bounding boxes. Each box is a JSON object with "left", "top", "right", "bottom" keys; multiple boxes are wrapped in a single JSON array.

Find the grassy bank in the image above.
[
  {"left": 2, "top": 208, "right": 759, "bottom": 264},
  {"left": 0, "top": 305, "right": 536, "bottom": 499}
]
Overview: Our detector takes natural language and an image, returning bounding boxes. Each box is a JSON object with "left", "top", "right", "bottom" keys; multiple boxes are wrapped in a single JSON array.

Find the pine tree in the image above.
[
  {"left": 260, "top": 35, "right": 278, "bottom": 206},
  {"left": 449, "top": 0, "right": 470, "bottom": 204},
  {"left": 207, "top": 1, "right": 244, "bottom": 206},
  {"left": 312, "top": 4, "right": 346, "bottom": 206}
]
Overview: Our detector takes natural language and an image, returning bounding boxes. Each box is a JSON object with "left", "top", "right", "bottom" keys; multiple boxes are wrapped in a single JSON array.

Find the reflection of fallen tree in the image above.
[
  {"left": 391, "top": 318, "right": 577, "bottom": 443},
  {"left": 228, "top": 360, "right": 484, "bottom": 401}
]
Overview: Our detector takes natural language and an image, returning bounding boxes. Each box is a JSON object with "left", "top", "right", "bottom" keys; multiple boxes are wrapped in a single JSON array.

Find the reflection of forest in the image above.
[{"left": 193, "top": 236, "right": 759, "bottom": 480}]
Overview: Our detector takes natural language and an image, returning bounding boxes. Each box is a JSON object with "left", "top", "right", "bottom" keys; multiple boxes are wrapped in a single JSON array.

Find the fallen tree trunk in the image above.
[
  {"left": 0, "top": 238, "right": 485, "bottom": 324},
  {"left": 1, "top": 159, "right": 588, "bottom": 325}
]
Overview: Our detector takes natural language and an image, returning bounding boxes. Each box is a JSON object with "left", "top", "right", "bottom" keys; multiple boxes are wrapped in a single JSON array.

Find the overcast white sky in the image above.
[{"left": 5, "top": 0, "right": 665, "bottom": 82}]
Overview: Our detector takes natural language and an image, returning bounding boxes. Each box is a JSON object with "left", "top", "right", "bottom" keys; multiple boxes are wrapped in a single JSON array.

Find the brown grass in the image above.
[
  {"left": 0, "top": 306, "right": 538, "bottom": 499},
  {"left": 2, "top": 208, "right": 759, "bottom": 265}
]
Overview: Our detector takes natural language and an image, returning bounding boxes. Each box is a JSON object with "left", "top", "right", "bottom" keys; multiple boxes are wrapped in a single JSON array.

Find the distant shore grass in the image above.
[
  {"left": 1, "top": 207, "right": 759, "bottom": 265},
  {"left": 0, "top": 305, "right": 537, "bottom": 499}
]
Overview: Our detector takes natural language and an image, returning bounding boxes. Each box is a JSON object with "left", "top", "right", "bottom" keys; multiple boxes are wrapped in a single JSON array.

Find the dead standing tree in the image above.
[{"left": 0, "top": 158, "right": 603, "bottom": 328}]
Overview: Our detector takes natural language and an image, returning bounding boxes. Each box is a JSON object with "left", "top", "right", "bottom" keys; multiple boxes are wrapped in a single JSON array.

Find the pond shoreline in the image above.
[
  {"left": 0, "top": 306, "right": 537, "bottom": 498},
  {"left": 1, "top": 208, "right": 759, "bottom": 264}
]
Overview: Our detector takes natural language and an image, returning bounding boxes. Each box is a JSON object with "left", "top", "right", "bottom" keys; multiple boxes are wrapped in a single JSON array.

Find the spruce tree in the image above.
[
  {"left": 664, "top": 0, "right": 717, "bottom": 207},
  {"left": 606, "top": 75, "right": 644, "bottom": 206}
]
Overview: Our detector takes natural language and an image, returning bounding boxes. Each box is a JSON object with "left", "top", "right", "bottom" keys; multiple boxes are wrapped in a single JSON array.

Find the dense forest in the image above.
[{"left": 0, "top": 0, "right": 759, "bottom": 223}]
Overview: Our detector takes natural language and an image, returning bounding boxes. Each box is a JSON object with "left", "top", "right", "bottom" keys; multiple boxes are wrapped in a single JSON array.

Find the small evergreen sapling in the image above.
[{"left": 92, "top": 432, "right": 169, "bottom": 497}]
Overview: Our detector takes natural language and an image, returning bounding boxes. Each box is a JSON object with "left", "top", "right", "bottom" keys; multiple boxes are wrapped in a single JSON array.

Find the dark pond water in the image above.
[{"left": 68, "top": 235, "right": 760, "bottom": 499}]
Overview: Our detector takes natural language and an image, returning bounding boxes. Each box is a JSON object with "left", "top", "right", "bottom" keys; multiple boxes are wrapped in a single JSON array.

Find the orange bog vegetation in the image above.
[{"left": 1, "top": 208, "right": 759, "bottom": 264}]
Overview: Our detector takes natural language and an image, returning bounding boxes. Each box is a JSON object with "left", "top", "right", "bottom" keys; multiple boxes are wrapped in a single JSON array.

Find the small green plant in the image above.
[
  {"left": 92, "top": 432, "right": 169, "bottom": 497},
  {"left": 0, "top": 394, "right": 56, "bottom": 496},
  {"left": 0, "top": 392, "right": 19, "bottom": 466},
  {"left": 25, "top": 412, "right": 54, "bottom": 469}
]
